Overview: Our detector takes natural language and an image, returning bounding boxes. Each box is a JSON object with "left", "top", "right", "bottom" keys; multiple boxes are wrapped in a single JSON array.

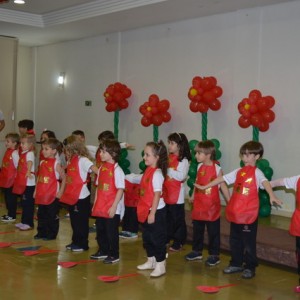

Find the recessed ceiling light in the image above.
[{"left": 14, "top": 0, "right": 25, "bottom": 4}]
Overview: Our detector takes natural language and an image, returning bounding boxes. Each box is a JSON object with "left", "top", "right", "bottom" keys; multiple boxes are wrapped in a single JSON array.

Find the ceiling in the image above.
[{"left": 0, "top": 0, "right": 296, "bottom": 46}]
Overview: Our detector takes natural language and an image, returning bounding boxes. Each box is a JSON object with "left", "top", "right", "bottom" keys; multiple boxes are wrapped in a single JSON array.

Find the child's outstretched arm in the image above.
[
  {"left": 269, "top": 178, "right": 285, "bottom": 188},
  {"left": 262, "top": 180, "right": 283, "bottom": 207},
  {"left": 194, "top": 175, "right": 225, "bottom": 190}
]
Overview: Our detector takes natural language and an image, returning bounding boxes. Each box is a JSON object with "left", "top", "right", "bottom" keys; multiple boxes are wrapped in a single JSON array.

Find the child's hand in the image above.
[
  {"left": 270, "top": 196, "right": 283, "bottom": 208},
  {"left": 189, "top": 196, "right": 194, "bottom": 203},
  {"left": 26, "top": 172, "right": 33, "bottom": 179},
  {"left": 126, "top": 143, "right": 135, "bottom": 150},
  {"left": 147, "top": 213, "right": 155, "bottom": 224},
  {"left": 108, "top": 205, "right": 117, "bottom": 218},
  {"left": 194, "top": 183, "right": 205, "bottom": 190}
]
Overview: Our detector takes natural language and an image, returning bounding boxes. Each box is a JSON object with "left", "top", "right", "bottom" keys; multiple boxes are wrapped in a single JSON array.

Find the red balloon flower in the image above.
[
  {"left": 188, "top": 76, "right": 223, "bottom": 113},
  {"left": 103, "top": 82, "right": 132, "bottom": 112},
  {"left": 237, "top": 90, "right": 276, "bottom": 132},
  {"left": 139, "top": 94, "right": 171, "bottom": 127}
]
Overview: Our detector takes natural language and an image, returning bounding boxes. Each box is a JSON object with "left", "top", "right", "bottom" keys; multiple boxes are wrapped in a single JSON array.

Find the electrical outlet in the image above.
[{"left": 85, "top": 100, "right": 92, "bottom": 106}]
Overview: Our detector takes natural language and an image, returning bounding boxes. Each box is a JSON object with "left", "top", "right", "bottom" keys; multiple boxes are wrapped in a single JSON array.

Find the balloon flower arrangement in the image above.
[
  {"left": 139, "top": 94, "right": 172, "bottom": 172},
  {"left": 103, "top": 82, "right": 132, "bottom": 174}
]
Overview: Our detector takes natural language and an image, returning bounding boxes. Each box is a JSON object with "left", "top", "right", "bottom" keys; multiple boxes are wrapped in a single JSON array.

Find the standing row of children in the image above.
[{"left": 2, "top": 121, "right": 300, "bottom": 285}]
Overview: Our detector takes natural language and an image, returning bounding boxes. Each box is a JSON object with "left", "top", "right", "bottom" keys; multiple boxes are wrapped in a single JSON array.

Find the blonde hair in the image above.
[
  {"left": 20, "top": 133, "right": 36, "bottom": 152},
  {"left": 63, "top": 135, "right": 91, "bottom": 159},
  {"left": 5, "top": 133, "right": 20, "bottom": 147}
]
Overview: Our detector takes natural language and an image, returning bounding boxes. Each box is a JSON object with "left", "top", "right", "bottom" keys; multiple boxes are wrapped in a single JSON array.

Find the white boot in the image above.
[
  {"left": 137, "top": 257, "right": 156, "bottom": 270},
  {"left": 150, "top": 260, "right": 166, "bottom": 277}
]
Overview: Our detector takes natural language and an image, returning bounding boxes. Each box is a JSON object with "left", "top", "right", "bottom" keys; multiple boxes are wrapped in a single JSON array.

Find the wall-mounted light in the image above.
[
  {"left": 58, "top": 72, "right": 65, "bottom": 88},
  {"left": 14, "top": 0, "right": 25, "bottom": 4}
]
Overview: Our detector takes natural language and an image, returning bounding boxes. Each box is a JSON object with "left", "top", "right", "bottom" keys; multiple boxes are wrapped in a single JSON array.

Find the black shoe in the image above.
[
  {"left": 71, "top": 245, "right": 89, "bottom": 252},
  {"left": 90, "top": 250, "right": 108, "bottom": 260},
  {"left": 205, "top": 255, "right": 220, "bottom": 266},
  {"left": 66, "top": 243, "right": 75, "bottom": 250},
  {"left": 103, "top": 256, "right": 119, "bottom": 264},
  {"left": 185, "top": 251, "right": 202, "bottom": 261},
  {"left": 34, "top": 234, "right": 45, "bottom": 240},
  {"left": 242, "top": 268, "right": 255, "bottom": 279},
  {"left": 223, "top": 265, "right": 244, "bottom": 274}
]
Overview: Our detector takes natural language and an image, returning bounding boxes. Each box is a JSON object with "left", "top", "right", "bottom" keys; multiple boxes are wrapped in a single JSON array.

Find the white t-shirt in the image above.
[
  {"left": 96, "top": 163, "right": 125, "bottom": 217},
  {"left": 12, "top": 149, "right": 19, "bottom": 168},
  {"left": 283, "top": 176, "right": 300, "bottom": 190},
  {"left": 223, "top": 167, "right": 267, "bottom": 190},
  {"left": 23, "top": 150, "right": 35, "bottom": 186},
  {"left": 78, "top": 156, "right": 94, "bottom": 199},
  {"left": 167, "top": 158, "right": 189, "bottom": 204},
  {"left": 126, "top": 169, "right": 165, "bottom": 210}
]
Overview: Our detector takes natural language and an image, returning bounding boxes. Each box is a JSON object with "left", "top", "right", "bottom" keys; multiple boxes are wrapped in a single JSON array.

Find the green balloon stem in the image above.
[
  {"left": 202, "top": 113, "right": 207, "bottom": 141},
  {"left": 252, "top": 126, "right": 259, "bottom": 142},
  {"left": 114, "top": 110, "right": 119, "bottom": 140},
  {"left": 153, "top": 125, "right": 159, "bottom": 142}
]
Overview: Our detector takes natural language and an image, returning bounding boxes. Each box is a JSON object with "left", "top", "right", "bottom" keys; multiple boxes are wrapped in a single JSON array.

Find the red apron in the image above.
[
  {"left": 124, "top": 180, "right": 140, "bottom": 207},
  {"left": 163, "top": 154, "right": 182, "bottom": 205},
  {"left": 226, "top": 166, "right": 259, "bottom": 224},
  {"left": 289, "top": 178, "right": 300, "bottom": 236},
  {"left": 12, "top": 151, "right": 28, "bottom": 195},
  {"left": 0, "top": 149, "right": 17, "bottom": 188},
  {"left": 137, "top": 167, "right": 157, "bottom": 223},
  {"left": 35, "top": 158, "right": 58, "bottom": 205},
  {"left": 192, "top": 163, "right": 220, "bottom": 221},
  {"left": 92, "top": 162, "right": 117, "bottom": 218},
  {"left": 93, "top": 149, "right": 102, "bottom": 186},
  {"left": 60, "top": 155, "right": 84, "bottom": 205}
]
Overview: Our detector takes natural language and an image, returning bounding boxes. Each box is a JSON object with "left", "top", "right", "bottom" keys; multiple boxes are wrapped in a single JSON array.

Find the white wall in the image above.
[{"left": 30, "top": 1, "right": 300, "bottom": 216}]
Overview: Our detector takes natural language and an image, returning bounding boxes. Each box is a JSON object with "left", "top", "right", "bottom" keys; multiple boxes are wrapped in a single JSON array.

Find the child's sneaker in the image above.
[
  {"left": 19, "top": 224, "right": 32, "bottom": 231},
  {"left": 121, "top": 231, "right": 138, "bottom": 239},
  {"left": 205, "top": 255, "right": 220, "bottom": 266},
  {"left": 90, "top": 250, "right": 108, "bottom": 260},
  {"left": 15, "top": 223, "right": 24, "bottom": 229},
  {"left": 185, "top": 251, "right": 202, "bottom": 261},
  {"left": 169, "top": 244, "right": 182, "bottom": 252},
  {"left": 119, "top": 231, "right": 129, "bottom": 238},
  {"left": 2, "top": 216, "right": 16, "bottom": 223},
  {"left": 71, "top": 245, "right": 89, "bottom": 252},
  {"left": 103, "top": 256, "right": 120, "bottom": 264}
]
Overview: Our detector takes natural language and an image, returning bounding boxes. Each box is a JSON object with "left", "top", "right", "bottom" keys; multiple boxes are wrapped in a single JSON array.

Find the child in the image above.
[
  {"left": 18, "top": 119, "right": 35, "bottom": 135},
  {"left": 38, "top": 130, "right": 56, "bottom": 161},
  {"left": 269, "top": 176, "right": 300, "bottom": 291},
  {"left": 164, "top": 132, "right": 191, "bottom": 251},
  {"left": 0, "top": 133, "right": 20, "bottom": 222},
  {"left": 90, "top": 139, "right": 125, "bottom": 264},
  {"left": 194, "top": 141, "right": 282, "bottom": 279},
  {"left": 120, "top": 176, "right": 140, "bottom": 239},
  {"left": 34, "top": 138, "right": 65, "bottom": 240},
  {"left": 60, "top": 135, "right": 98, "bottom": 252},
  {"left": 128, "top": 140, "right": 168, "bottom": 277},
  {"left": 13, "top": 134, "right": 36, "bottom": 230},
  {"left": 186, "top": 140, "right": 230, "bottom": 266}
]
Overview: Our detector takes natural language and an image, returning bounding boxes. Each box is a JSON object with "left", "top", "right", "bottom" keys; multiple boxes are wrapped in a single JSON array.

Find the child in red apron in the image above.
[
  {"left": 270, "top": 176, "right": 300, "bottom": 292},
  {"left": 130, "top": 141, "right": 168, "bottom": 277},
  {"left": 91, "top": 139, "right": 125, "bottom": 264},
  {"left": 164, "top": 132, "right": 191, "bottom": 251},
  {"left": 194, "top": 141, "right": 282, "bottom": 279},
  {"left": 60, "top": 135, "right": 98, "bottom": 252},
  {"left": 34, "top": 138, "right": 65, "bottom": 240},
  {"left": 13, "top": 134, "right": 36, "bottom": 231},
  {"left": 119, "top": 176, "right": 140, "bottom": 239},
  {"left": 186, "top": 140, "right": 229, "bottom": 266},
  {"left": 0, "top": 133, "right": 20, "bottom": 222}
]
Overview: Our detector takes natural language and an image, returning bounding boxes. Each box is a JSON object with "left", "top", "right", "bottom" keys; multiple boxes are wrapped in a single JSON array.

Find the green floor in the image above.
[{"left": 0, "top": 198, "right": 299, "bottom": 299}]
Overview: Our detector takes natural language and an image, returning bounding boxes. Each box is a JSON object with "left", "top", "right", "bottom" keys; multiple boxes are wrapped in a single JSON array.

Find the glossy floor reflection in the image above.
[{"left": 0, "top": 202, "right": 298, "bottom": 300}]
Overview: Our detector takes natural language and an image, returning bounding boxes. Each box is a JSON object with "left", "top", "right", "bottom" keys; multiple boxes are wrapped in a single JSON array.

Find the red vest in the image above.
[
  {"left": 163, "top": 154, "right": 182, "bottom": 205},
  {"left": 12, "top": 152, "right": 28, "bottom": 195},
  {"left": 192, "top": 163, "right": 220, "bottom": 221},
  {"left": 60, "top": 155, "right": 84, "bottom": 205},
  {"left": 226, "top": 166, "right": 259, "bottom": 224},
  {"left": 289, "top": 178, "right": 300, "bottom": 236},
  {"left": 124, "top": 180, "right": 140, "bottom": 207},
  {"left": 35, "top": 158, "right": 58, "bottom": 205},
  {"left": 137, "top": 167, "right": 157, "bottom": 223},
  {"left": 0, "top": 149, "right": 17, "bottom": 188},
  {"left": 92, "top": 162, "right": 117, "bottom": 218}
]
